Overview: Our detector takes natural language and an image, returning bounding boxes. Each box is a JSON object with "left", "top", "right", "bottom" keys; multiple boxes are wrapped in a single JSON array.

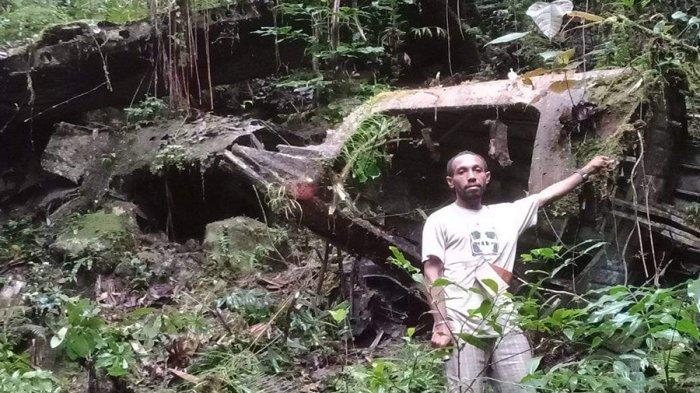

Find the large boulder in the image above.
[
  {"left": 41, "top": 122, "right": 111, "bottom": 185},
  {"left": 50, "top": 206, "right": 138, "bottom": 259},
  {"left": 203, "top": 216, "right": 284, "bottom": 276}
]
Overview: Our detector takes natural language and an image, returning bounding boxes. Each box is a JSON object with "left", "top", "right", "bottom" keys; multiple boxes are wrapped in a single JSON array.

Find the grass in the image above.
[{"left": 188, "top": 348, "right": 265, "bottom": 393}]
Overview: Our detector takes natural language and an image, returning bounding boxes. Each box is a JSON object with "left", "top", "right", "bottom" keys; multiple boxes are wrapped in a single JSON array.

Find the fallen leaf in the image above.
[
  {"left": 521, "top": 68, "right": 549, "bottom": 85},
  {"left": 567, "top": 10, "right": 604, "bottom": 22},
  {"left": 249, "top": 322, "right": 269, "bottom": 337},
  {"left": 169, "top": 368, "right": 200, "bottom": 384},
  {"left": 548, "top": 79, "right": 580, "bottom": 93}
]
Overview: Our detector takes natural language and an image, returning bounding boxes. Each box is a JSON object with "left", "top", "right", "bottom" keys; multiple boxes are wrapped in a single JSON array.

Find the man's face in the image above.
[{"left": 446, "top": 154, "right": 490, "bottom": 201}]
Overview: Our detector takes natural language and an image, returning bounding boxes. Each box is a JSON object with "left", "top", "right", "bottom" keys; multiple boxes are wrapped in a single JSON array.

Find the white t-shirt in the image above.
[{"left": 421, "top": 195, "right": 539, "bottom": 337}]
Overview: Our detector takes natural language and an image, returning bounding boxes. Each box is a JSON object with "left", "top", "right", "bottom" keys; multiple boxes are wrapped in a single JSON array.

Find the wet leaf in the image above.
[
  {"left": 50, "top": 327, "right": 67, "bottom": 348},
  {"left": 526, "top": 0, "right": 574, "bottom": 39},
  {"left": 485, "top": 32, "right": 529, "bottom": 46},
  {"left": 671, "top": 11, "right": 688, "bottom": 21}
]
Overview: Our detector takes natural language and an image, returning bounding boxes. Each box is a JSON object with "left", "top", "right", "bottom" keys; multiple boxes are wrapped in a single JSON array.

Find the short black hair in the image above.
[{"left": 446, "top": 150, "right": 488, "bottom": 176}]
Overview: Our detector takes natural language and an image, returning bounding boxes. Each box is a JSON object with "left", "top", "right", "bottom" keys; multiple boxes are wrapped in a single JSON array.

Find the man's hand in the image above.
[
  {"left": 582, "top": 155, "right": 616, "bottom": 175},
  {"left": 431, "top": 322, "right": 452, "bottom": 348},
  {"left": 537, "top": 155, "right": 617, "bottom": 207}
]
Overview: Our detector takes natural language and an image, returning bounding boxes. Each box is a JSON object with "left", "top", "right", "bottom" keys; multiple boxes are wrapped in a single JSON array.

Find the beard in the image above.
[{"left": 455, "top": 185, "right": 483, "bottom": 202}]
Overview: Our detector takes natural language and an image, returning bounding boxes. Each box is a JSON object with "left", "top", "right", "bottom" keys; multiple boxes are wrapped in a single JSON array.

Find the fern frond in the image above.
[{"left": 20, "top": 324, "right": 48, "bottom": 340}]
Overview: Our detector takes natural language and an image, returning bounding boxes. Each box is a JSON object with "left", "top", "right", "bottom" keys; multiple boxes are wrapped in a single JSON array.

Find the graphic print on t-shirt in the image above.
[{"left": 469, "top": 230, "right": 499, "bottom": 255}]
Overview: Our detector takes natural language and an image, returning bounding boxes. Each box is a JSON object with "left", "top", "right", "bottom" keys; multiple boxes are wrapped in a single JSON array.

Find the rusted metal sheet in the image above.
[{"left": 301, "top": 69, "right": 627, "bottom": 192}]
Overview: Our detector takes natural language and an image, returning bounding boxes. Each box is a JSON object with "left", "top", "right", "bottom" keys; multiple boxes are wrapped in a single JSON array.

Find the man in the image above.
[{"left": 422, "top": 151, "right": 614, "bottom": 392}]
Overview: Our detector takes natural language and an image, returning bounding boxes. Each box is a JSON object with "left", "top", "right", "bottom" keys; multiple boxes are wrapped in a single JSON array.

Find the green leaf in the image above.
[
  {"left": 608, "top": 286, "right": 629, "bottom": 296},
  {"left": 66, "top": 333, "right": 93, "bottom": 359},
  {"left": 457, "top": 333, "right": 489, "bottom": 351},
  {"left": 431, "top": 278, "right": 453, "bottom": 287},
  {"left": 411, "top": 273, "right": 424, "bottom": 284},
  {"left": 676, "top": 318, "right": 699, "bottom": 340},
  {"left": 108, "top": 362, "right": 128, "bottom": 377},
  {"left": 554, "top": 48, "right": 575, "bottom": 66},
  {"left": 478, "top": 299, "right": 494, "bottom": 317},
  {"left": 481, "top": 278, "right": 499, "bottom": 294},
  {"left": 484, "top": 32, "right": 529, "bottom": 46},
  {"left": 329, "top": 303, "right": 350, "bottom": 323},
  {"left": 388, "top": 245, "right": 419, "bottom": 274},
  {"left": 652, "top": 328, "right": 683, "bottom": 343},
  {"left": 406, "top": 327, "right": 416, "bottom": 338},
  {"left": 563, "top": 327, "right": 575, "bottom": 340},
  {"left": 526, "top": 356, "right": 542, "bottom": 374}
]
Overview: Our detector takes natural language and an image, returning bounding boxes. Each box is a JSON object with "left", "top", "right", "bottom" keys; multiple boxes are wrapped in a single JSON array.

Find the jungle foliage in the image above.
[{"left": 0, "top": 0, "right": 698, "bottom": 392}]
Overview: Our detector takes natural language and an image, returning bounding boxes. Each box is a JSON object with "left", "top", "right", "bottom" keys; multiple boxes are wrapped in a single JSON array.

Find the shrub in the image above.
[
  {"left": 216, "top": 290, "right": 275, "bottom": 325},
  {"left": 124, "top": 96, "right": 168, "bottom": 123},
  {"left": 50, "top": 298, "right": 135, "bottom": 377},
  {"left": 517, "top": 278, "right": 700, "bottom": 392},
  {"left": 331, "top": 328, "right": 447, "bottom": 393},
  {"left": 0, "top": 369, "right": 60, "bottom": 393}
]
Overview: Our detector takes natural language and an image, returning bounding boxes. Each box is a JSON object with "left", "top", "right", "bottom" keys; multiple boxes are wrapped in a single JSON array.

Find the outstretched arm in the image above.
[{"left": 537, "top": 155, "right": 615, "bottom": 208}]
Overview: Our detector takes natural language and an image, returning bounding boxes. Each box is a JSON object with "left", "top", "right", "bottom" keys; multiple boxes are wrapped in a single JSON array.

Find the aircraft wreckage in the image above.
[{"left": 22, "top": 68, "right": 697, "bottom": 296}]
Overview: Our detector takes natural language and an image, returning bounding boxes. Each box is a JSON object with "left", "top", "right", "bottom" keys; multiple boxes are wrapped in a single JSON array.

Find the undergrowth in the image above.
[
  {"left": 209, "top": 225, "right": 287, "bottom": 277},
  {"left": 124, "top": 96, "right": 168, "bottom": 124},
  {"left": 151, "top": 144, "right": 194, "bottom": 174},
  {"left": 331, "top": 327, "right": 448, "bottom": 393},
  {"left": 517, "top": 278, "right": 700, "bottom": 392},
  {"left": 1, "top": 1, "right": 698, "bottom": 393}
]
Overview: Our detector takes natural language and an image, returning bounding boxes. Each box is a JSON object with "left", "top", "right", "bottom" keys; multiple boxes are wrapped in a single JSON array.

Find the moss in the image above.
[
  {"left": 51, "top": 211, "right": 136, "bottom": 259},
  {"left": 587, "top": 71, "right": 649, "bottom": 130},
  {"left": 685, "top": 203, "right": 700, "bottom": 229},
  {"left": 71, "top": 211, "right": 128, "bottom": 237},
  {"left": 574, "top": 123, "right": 637, "bottom": 166},
  {"left": 572, "top": 72, "right": 650, "bottom": 204},
  {"left": 203, "top": 217, "right": 287, "bottom": 277},
  {"left": 546, "top": 193, "right": 579, "bottom": 217}
]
